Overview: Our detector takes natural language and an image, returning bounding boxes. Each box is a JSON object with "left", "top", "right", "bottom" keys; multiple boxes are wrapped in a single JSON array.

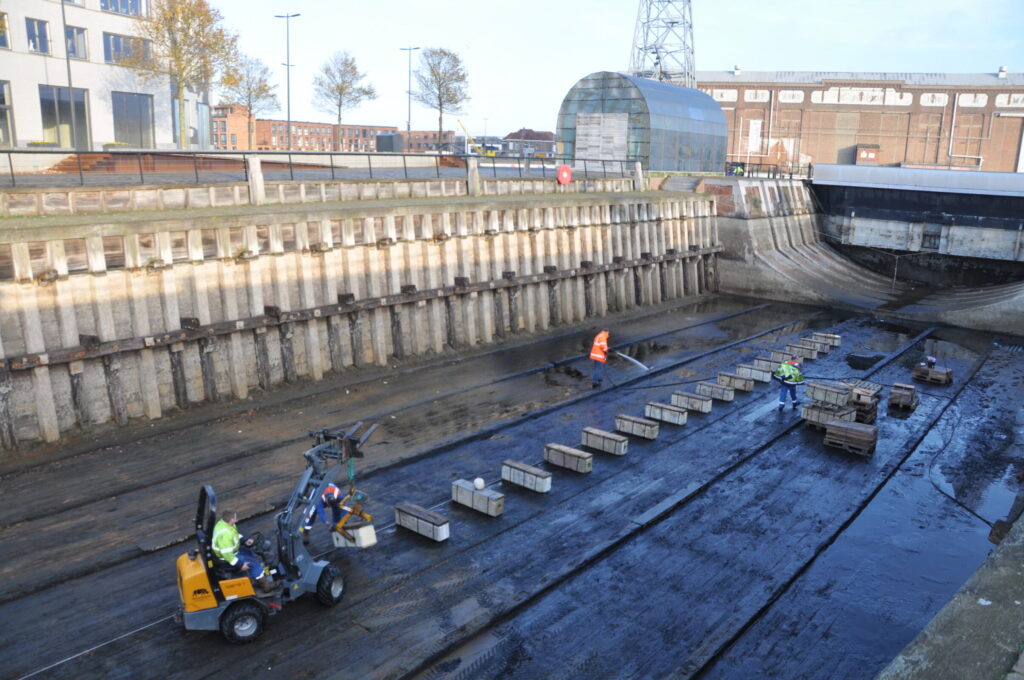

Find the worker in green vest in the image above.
[
  {"left": 212, "top": 510, "right": 275, "bottom": 591},
  {"left": 774, "top": 359, "right": 804, "bottom": 411}
]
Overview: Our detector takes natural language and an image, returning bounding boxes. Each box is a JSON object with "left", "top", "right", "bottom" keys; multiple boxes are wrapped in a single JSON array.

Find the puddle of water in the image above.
[{"left": 846, "top": 353, "right": 886, "bottom": 370}]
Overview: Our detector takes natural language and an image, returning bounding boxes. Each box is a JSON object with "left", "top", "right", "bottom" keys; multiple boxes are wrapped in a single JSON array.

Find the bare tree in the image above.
[
  {"left": 221, "top": 56, "right": 279, "bottom": 149},
  {"left": 119, "top": 0, "right": 237, "bottom": 148},
  {"left": 412, "top": 48, "right": 469, "bottom": 152},
  {"left": 312, "top": 52, "right": 377, "bottom": 149}
]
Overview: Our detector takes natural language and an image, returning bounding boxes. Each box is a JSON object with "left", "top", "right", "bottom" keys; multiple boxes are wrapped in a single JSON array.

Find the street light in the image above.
[
  {"left": 274, "top": 12, "right": 300, "bottom": 151},
  {"left": 400, "top": 46, "right": 420, "bottom": 140}
]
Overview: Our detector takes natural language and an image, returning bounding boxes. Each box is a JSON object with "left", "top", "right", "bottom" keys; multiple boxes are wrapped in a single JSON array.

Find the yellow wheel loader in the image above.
[{"left": 175, "top": 422, "right": 378, "bottom": 643}]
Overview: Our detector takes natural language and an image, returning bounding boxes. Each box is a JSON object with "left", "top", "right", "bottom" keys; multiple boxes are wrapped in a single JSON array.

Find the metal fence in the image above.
[
  {"left": 0, "top": 149, "right": 633, "bottom": 189},
  {"left": 725, "top": 161, "right": 812, "bottom": 179}
]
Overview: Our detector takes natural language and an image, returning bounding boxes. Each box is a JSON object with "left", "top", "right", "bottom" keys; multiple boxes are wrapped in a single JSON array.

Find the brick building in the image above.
[
  {"left": 210, "top": 104, "right": 397, "bottom": 151},
  {"left": 399, "top": 129, "right": 456, "bottom": 152},
  {"left": 695, "top": 68, "right": 1024, "bottom": 173}
]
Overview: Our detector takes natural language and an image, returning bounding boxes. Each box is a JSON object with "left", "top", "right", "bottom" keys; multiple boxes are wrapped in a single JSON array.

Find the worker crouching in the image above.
[{"left": 774, "top": 359, "right": 805, "bottom": 411}]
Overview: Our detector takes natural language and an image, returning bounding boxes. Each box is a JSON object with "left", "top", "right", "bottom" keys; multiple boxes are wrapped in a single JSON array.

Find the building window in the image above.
[
  {"left": 111, "top": 91, "right": 154, "bottom": 148},
  {"left": 39, "top": 85, "right": 89, "bottom": 149},
  {"left": 103, "top": 32, "right": 148, "bottom": 63},
  {"left": 0, "top": 81, "right": 13, "bottom": 148},
  {"left": 0, "top": 13, "right": 10, "bottom": 49},
  {"left": 66, "top": 26, "right": 87, "bottom": 59},
  {"left": 101, "top": 0, "right": 143, "bottom": 17},
  {"left": 220, "top": 133, "right": 226, "bottom": 145},
  {"left": 230, "top": 133, "right": 236, "bottom": 146},
  {"left": 26, "top": 18, "right": 50, "bottom": 54}
]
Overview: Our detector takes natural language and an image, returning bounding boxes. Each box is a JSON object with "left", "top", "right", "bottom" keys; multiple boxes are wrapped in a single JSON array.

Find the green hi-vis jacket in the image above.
[
  {"left": 212, "top": 518, "right": 241, "bottom": 565},
  {"left": 774, "top": 362, "right": 804, "bottom": 385}
]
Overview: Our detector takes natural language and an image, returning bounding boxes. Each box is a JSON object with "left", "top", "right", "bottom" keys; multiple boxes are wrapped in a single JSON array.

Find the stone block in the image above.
[
  {"left": 717, "top": 372, "right": 754, "bottom": 391},
  {"left": 671, "top": 391, "right": 713, "bottom": 413},
  {"left": 644, "top": 402, "right": 688, "bottom": 425},
  {"left": 581, "top": 427, "right": 629, "bottom": 455},
  {"left": 615, "top": 414, "right": 660, "bottom": 439},
  {"left": 394, "top": 502, "right": 449, "bottom": 541},
  {"left": 695, "top": 380, "right": 735, "bottom": 402},
  {"left": 501, "top": 459, "right": 552, "bottom": 493},
  {"left": 544, "top": 443, "right": 593, "bottom": 473},
  {"left": 451, "top": 479, "right": 505, "bottom": 517},
  {"left": 736, "top": 363, "right": 772, "bottom": 383}
]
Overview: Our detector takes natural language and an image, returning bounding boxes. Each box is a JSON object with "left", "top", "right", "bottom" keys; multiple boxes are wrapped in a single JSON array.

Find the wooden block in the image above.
[
  {"left": 615, "top": 414, "right": 660, "bottom": 440},
  {"left": 913, "top": 364, "right": 954, "bottom": 385},
  {"left": 501, "top": 459, "right": 552, "bottom": 493},
  {"left": 581, "top": 427, "right": 629, "bottom": 455},
  {"left": 671, "top": 391, "right": 713, "bottom": 413},
  {"left": 717, "top": 372, "right": 754, "bottom": 391},
  {"left": 695, "top": 380, "right": 735, "bottom": 402},
  {"left": 544, "top": 443, "right": 593, "bottom": 473},
  {"left": 805, "top": 381, "right": 852, "bottom": 406},
  {"left": 801, "top": 337, "right": 830, "bottom": 354},
  {"left": 824, "top": 421, "right": 878, "bottom": 456},
  {"left": 786, "top": 343, "right": 819, "bottom": 360},
  {"left": 812, "top": 332, "right": 842, "bottom": 348},
  {"left": 451, "top": 479, "right": 505, "bottom": 517},
  {"left": 644, "top": 402, "right": 688, "bottom": 425},
  {"left": 736, "top": 363, "right": 772, "bottom": 383},
  {"left": 394, "top": 502, "right": 450, "bottom": 542},
  {"left": 801, "top": 403, "right": 856, "bottom": 428}
]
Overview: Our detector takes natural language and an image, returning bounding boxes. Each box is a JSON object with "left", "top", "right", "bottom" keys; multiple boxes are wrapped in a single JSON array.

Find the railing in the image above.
[
  {"left": 0, "top": 149, "right": 633, "bottom": 189},
  {"left": 725, "top": 161, "right": 812, "bottom": 179}
]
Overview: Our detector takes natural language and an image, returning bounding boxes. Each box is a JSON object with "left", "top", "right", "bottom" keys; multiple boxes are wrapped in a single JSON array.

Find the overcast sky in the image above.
[{"left": 209, "top": 0, "right": 1023, "bottom": 137}]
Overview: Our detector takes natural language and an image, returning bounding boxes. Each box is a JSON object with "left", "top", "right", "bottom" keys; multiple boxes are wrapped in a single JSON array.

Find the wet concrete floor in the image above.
[{"left": 2, "top": 296, "right": 1021, "bottom": 680}]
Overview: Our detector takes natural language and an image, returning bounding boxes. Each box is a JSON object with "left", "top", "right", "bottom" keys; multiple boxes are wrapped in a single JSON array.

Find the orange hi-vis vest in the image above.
[{"left": 590, "top": 331, "right": 609, "bottom": 363}]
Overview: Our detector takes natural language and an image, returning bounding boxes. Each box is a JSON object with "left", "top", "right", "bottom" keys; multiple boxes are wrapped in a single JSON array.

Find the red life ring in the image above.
[{"left": 556, "top": 164, "right": 572, "bottom": 185}]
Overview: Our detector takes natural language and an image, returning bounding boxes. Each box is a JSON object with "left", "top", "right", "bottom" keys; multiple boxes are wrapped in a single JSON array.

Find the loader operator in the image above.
[
  {"left": 774, "top": 359, "right": 804, "bottom": 411},
  {"left": 212, "top": 510, "right": 275, "bottom": 592}
]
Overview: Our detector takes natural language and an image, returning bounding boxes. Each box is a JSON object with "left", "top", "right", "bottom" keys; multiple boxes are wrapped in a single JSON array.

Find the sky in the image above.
[{"left": 209, "top": 0, "right": 1024, "bottom": 138}]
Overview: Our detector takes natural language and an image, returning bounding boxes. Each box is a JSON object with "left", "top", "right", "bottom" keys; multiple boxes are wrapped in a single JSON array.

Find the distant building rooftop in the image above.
[{"left": 696, "top": 70, "right": 1024, "bottom": 87}]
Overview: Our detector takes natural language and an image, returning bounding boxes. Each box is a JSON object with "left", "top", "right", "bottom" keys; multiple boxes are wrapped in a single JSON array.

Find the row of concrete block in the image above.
[{"left": 392, "top": 330, "right": 845, "bottom": 542}]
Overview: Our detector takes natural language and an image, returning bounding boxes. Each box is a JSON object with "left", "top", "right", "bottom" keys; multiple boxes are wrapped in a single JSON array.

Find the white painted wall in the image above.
[{"left": 2, "top": 0, "right": 208, "bottom": 150}]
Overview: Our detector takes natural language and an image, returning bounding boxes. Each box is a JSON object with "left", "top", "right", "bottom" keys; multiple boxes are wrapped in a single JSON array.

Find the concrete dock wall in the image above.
[{"left": 0, "top": 191, "right": 718, "bottom": 447}]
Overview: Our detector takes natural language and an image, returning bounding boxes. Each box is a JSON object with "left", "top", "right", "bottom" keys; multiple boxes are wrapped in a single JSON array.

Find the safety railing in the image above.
[
  {"left": 725, "top": 161, "right": 812, "bottom": 179},
  {"left": 0, "top": 149, "right": 633, "bottom": 189}
]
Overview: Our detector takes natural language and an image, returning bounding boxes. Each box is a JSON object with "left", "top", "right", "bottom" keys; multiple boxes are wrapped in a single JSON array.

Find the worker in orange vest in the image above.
[{"left": 590, "top": 329, "right": 610, "bottom": 388}]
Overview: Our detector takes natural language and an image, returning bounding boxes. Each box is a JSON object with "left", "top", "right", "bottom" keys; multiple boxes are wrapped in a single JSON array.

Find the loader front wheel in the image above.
[
  {"left": 220, "top": 601, "right": 265, "bottom": 644},
  {"left": 316, "top": 565, "right": 345, "bottom": 606}
]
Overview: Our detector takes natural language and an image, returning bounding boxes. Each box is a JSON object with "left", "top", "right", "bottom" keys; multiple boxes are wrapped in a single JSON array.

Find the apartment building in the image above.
[
  {"left": 1, "top": 0, "right": 211, "bottom": 150},
  {"left": 210, "top": 105, "right": 397, "bottom": 151}
]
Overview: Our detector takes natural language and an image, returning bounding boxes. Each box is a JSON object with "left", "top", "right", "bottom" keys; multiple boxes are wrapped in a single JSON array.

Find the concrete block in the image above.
[
  {"left": 644, "top": 401, "right": 688, "bottom": 425},
  {"left": 786, "top": 343, "right": 819, "bottom": 361},
  {"left": 544, "top": 443, "right": 593, "bottom": 473},
  {"left": 615, "top": 414, "right": 660, "bottom": 439},
  {"left": 717, "top": 372, "right": 754, "bottom": 391},
  {"left": 671, "top": 391, "right": 713, "bottom": 413},
  {"left": 801, "top": 337, "right": 830, "bottom": 354},
  {"left": 501, "top": 459, "right": 552, "bottom": 493},
  {"left": 330, "top": 519, "right": 378, "bottom": 549},
  {"left": 753, "top": 356, "right": 782, "bottom": 373},
  {"left": 451, "top": 479, "right": 505, "bottom": 517},
  {"left": 581, "top": 427, "right": 629, "bottom": 455},
  {"left": 394, "top": 502, "right": 450, "bottom": 541},
  {"left": 695, "top": 380, "right": 735, "bottom": 402},
  {"left": 811, "top": 332, "right": 842, "bottom": 348},
  {"left": 769, "top": 349, "right": 794, "bottom": 363},
  {"left": 806, "top": 381, "right": 852, "bottom": 406},
  {"left": 736, "top": 363, "right": 772, "bottom": 383}
]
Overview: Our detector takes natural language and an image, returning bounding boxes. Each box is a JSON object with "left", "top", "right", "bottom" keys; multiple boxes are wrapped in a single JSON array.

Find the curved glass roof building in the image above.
[{"left": 556, "top": 72, "right": 727, "bottom": 173}]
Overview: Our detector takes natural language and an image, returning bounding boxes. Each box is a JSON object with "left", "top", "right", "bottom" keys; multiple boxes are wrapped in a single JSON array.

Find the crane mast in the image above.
[{"left": 629, "top": 0, "right": 697, "bottom": 88}]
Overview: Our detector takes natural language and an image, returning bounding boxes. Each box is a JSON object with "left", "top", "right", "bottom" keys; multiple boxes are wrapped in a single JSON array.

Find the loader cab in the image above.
[{"left": 176, "top": 485, "right": 263, "bottom": 643}]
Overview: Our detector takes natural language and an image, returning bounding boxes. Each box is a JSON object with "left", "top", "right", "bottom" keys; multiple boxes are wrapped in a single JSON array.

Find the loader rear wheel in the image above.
[
  {"left": 220, "top": 601, "right": 265, "bottom": 644},
  {"left": 316, "top": 565, "right": 345, "bottom": 606}
]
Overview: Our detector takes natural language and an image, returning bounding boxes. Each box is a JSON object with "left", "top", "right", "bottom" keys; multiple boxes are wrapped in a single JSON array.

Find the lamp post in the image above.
[
  {"left": 274, "top": 12, "right": 300, "bottom": 151},
  {"left": 400, "top": 46, "right": 420, "bottom": 143}
]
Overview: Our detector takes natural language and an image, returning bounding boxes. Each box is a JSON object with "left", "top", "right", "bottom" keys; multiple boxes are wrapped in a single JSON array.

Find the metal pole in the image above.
[
  {"left": 367, "top": 152, "right": 373, "bottom": 179},
  {"left": 275, "top": 13, "right": 300, "bottom": 151},
  {"left": 137, "top": 152, "right": 144, "bottom": 184},
  {"left": 8, "top": 151, "right": 15, "bottom": 187},
  {"left": 59, "top": 0, "right": 79, "bottom": 152},
  {"left": 400, "top": 47, "right": 420, "bottom": 137}
]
